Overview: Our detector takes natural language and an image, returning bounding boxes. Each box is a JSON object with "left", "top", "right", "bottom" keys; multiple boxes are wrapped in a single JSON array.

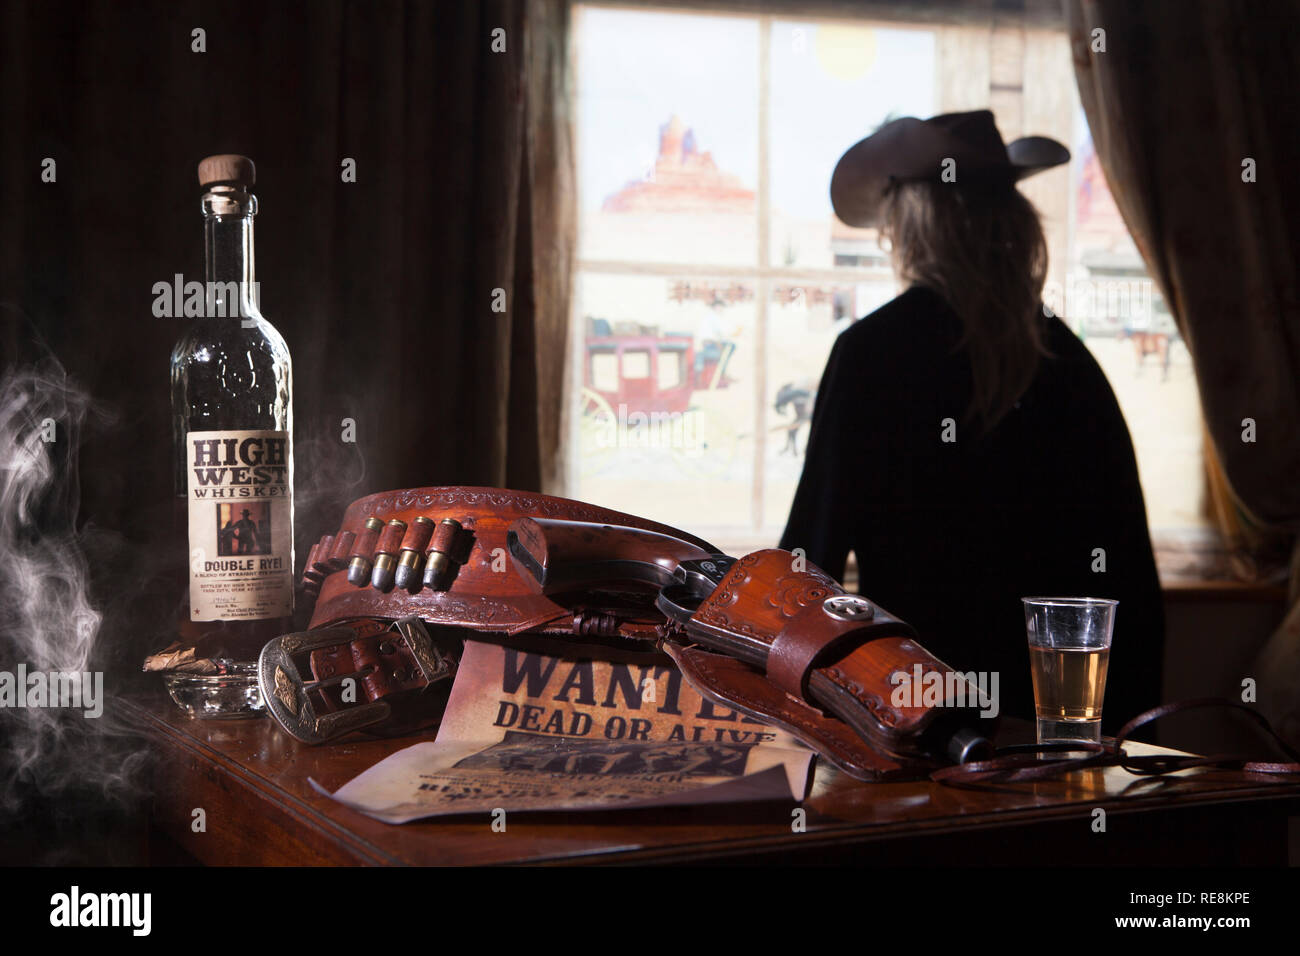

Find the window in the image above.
[
  {"left": 568, "top": 3, "right": 1209, "bottom": 567},
  {"left": 589, "top": 347, "right": 619, "bottom": 392}
]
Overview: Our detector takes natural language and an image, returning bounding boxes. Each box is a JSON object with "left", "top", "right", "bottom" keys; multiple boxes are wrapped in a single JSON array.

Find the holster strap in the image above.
[
  {"left": 687, "top": 550, "right": 943, "bottom": 752},
  {"left": 767, "top": 600, "right": 915, "bottom": 702}
]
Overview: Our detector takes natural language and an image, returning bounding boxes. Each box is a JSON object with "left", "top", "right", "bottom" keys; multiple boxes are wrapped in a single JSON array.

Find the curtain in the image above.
[
  {"left": 518, "top": 0, "right": 577, "bottom": 495},
  {"left": 1066, "top": 0, "right": 1300, "bottom": 736},
  {"left": 0, "top": 0, "right": 574, "bottom": 670}
]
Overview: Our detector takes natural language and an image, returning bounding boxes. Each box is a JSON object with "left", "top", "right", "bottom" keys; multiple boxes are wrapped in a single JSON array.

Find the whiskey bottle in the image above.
[{"left": 170, "top": 154, "right": 294, "bottom": 658}]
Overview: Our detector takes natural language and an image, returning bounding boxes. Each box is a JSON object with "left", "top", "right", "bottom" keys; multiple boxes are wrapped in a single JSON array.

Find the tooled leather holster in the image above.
[{"left": 262, "top": 486, "right": 996, "bottom": 781}]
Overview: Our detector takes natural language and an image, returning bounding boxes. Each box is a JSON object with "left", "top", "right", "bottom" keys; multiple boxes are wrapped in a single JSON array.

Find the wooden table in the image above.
[{"left": 125, "top": 694, "right": 1300, "bottom": 865}]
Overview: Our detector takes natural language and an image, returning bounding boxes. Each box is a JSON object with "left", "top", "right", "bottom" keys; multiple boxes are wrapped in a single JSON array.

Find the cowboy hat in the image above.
[{"left": 830, "top": 110, "right": 1070, "bottom": 228}]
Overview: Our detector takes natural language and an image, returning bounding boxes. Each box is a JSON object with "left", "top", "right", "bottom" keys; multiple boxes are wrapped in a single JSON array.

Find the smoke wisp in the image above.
[{"left": 0, "top": 357, "right": 151, "bottom": 833}]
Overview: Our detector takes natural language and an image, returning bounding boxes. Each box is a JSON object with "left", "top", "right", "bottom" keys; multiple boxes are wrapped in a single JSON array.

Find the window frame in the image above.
[{"left": 570, "top": 3, "right": 911, "bottom": 544}]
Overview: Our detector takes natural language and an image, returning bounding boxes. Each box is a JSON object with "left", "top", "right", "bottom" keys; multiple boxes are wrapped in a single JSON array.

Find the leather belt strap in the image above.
[
  {"left": 930, "top": 698, "right": 1300, "bottom": 786},
  {"left": 309, "top": 629, "right": 431, "bottom": 705}
]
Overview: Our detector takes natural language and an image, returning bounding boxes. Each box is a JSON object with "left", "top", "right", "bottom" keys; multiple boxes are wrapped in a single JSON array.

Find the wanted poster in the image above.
[{"left": 321, "top": 640, "right": 813, "bottom": 821}]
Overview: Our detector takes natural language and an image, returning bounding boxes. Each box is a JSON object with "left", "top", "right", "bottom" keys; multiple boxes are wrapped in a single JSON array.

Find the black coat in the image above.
[{"left": 780, "top": 286, "right": 1165, "bottom": 730}]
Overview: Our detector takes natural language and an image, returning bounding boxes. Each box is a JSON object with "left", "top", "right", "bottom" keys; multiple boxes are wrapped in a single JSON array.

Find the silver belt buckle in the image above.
[{"left": 257, "top": 617, "right": 451, "bottom": 744}]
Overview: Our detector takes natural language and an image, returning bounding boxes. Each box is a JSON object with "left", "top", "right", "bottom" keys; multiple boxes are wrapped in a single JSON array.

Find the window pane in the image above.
[
  {"left": 572, "top": 272, "right": 756, "bottom": 532},
  {"left": 621, "top": 350, "right": 651, "bottom": 379},
  {"left": 589, "top": 349, "right": 619, "bottom": 392},
  {"left": 576, "top": 8, "right": 759, "bottom": 267},
  {"left": 657, "top": 347, "right": 685, "bottom": 389},
  {"left": 763, "top": 278, "right": 899, "bottom": 530},
  {"left": 769, "top": 22, "right": 936, "bottom": 269}
]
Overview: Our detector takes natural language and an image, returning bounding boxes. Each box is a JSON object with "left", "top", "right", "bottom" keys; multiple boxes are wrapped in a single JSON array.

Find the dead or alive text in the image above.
[
  {"left": 501, "top": 648, "right": 767, "bottom": 722},
  {"left": 493, "top": 702, "right": 777, "bottom": 744}
]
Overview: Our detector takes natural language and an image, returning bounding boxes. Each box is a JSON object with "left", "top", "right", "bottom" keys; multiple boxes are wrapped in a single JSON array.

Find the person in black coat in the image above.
[{"left": 780, "top": 111, "right": 1165, "bottom": 730}]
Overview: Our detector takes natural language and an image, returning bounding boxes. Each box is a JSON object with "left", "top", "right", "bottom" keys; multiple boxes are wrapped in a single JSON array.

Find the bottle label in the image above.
[{"left": 185, "top": 429, "right": 293, "bottom": 621}]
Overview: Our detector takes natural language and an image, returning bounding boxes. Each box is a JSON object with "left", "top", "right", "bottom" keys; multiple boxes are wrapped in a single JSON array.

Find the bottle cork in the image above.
[{"left": 198, "top": 154, "right": 256, "bottom": 188}]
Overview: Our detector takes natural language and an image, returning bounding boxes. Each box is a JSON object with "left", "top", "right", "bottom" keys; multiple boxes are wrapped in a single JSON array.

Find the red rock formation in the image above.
[{"left": 602, "top": 115, "right": 756, "bottom": 215}]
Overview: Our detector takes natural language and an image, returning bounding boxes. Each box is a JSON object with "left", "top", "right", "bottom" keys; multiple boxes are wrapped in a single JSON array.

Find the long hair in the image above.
[{"left": 881, "top": 179, "right": 1050, "bottom": 431}]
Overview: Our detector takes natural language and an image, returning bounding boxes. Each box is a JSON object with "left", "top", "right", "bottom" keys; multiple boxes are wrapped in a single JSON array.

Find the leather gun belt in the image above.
[{"left": 266, "top": 486, "right": 994, "bottom": 781}]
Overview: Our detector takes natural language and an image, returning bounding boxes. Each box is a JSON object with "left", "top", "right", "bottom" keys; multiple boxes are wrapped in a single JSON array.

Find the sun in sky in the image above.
[{"left": 814, "top": 24, "right": 878, "bottom": 82}]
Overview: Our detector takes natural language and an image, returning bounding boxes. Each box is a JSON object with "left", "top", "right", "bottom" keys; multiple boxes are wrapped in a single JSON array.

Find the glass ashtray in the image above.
[{"left": 163, "top": 660, "right": 266, "bottom": 719}]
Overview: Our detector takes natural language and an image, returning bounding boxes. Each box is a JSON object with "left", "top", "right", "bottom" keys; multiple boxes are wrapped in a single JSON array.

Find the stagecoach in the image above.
[{"left": 579, "top": 319, "right": 739, "bottom": 477}]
